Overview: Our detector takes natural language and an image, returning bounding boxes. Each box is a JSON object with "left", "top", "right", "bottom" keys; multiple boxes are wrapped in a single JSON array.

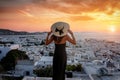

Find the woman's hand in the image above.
[
  {"left": 48, "top": 31, "right": 52, "bottom": 36},
  {"left": 68, "top": 29, "right": 73, "bottom": 35}
]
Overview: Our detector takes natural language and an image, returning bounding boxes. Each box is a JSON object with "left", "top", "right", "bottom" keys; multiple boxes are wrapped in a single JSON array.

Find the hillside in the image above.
[{"left": 0, "top": 29, "right": 43, "bottom": 35}]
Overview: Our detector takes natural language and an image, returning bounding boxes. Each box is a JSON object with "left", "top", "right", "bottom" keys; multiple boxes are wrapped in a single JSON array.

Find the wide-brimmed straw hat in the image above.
[{"left": 51, "top": 22, "right": 70, "bottom": 37}]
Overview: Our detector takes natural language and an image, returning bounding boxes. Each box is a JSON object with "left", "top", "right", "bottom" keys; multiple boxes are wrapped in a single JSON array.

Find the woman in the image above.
[{"left": 45, "top": 22, "right": 76, "bottom": 80}]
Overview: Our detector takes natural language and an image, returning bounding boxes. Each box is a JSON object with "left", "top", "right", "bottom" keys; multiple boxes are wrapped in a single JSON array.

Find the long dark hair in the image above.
[{"left": 53, "top": 35, "right": 64, "bottom": 43}]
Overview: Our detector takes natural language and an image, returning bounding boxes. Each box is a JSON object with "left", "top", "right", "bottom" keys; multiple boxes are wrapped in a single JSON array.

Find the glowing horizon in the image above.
[{"left": 0, "top": 0, "right": 120, "bottom": 33}]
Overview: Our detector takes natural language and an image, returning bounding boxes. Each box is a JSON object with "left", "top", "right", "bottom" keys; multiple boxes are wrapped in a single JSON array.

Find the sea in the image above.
[
  {"left": 74, "top": 32, "right": 120, "bottom": 43},
  {"left": 0, "top": 32, "right": 120, "bottom": 43}
]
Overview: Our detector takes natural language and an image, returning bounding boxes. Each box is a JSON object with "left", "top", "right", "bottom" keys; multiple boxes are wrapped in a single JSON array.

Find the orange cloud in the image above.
[
  {"left": 32, "top": 0, "right": 120, "bottom": 14},
  {"left": 0, "top": 0, "right": 120, "bottom": 32},
  {"left": 1, "top": 0, "right": 120, "bottom": 14},
  {"left": 69, "top": 15, "right": 94, "bottom": 21}
]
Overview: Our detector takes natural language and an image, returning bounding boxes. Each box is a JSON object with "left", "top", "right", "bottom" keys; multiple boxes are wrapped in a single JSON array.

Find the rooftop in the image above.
[{"left": 23, "top": 77, "right": 91, "bottom": 80}]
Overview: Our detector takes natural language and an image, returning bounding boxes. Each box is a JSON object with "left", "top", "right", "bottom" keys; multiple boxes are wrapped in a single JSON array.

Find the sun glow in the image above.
[{"left": 109, "top": 25, "right": 116, "bottom": 32}]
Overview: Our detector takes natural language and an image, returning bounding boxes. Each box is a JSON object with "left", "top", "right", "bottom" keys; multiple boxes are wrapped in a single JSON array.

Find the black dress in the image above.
[{"left": 53, "top": 43, "right": 67, "bottom": 80}]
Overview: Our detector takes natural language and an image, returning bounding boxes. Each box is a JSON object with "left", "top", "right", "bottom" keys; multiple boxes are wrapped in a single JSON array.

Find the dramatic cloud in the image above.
[
  {"left": 32, "top": 0, "right": 120, "bottom": 14},
  {"left": 0, "top": 0, "right": 120, "bottom": 14},
  {"left": 0, "top": 0, "right": 120, "bottom": 32},
  {"left": 0, "top": 0, "right": 33, "bottom": 7},
  {"left": 0, "top": 0, "right": 33, "bottom": 13}
]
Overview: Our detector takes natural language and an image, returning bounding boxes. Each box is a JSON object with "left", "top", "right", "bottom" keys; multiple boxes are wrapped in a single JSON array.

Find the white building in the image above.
[
  {"left": 10, "top": 44, "right": 20, "bottom": 49},
  {"left": 34, "top": 56, "right": 53, "bottom": 69},
  {"left": 85, "top": 50, "right": 95, "bottom": 59},
  {"left": 0, "top": 47, "right": 11, "bottom": 60},
  {"left": 83, "top": 62, "right": 105, "bottom": 75},
  {"left": 15, "top": 60, "right": 34, "bottom": 76},
  {"left": 0, "top": 44, "right": 20, "bottom": 60}
]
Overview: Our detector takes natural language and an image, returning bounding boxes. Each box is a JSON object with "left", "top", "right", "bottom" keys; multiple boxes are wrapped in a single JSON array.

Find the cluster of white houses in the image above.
[{"left": 0, "top": 34, "right": 120, "bottom": 79}]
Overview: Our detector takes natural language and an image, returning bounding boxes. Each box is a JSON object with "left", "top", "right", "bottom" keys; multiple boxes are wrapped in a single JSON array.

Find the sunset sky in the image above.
[{"left": 0, "top": 0, "right": 120, "bottom": 33}]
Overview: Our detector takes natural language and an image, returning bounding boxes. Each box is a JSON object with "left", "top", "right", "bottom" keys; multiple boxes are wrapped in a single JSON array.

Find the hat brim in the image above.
[{"left": 51, "top": 22, "right": 70, "bottom": 37}]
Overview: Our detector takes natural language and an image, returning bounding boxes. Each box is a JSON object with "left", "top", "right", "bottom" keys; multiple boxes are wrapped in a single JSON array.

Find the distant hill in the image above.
[{"left": 0, "top": 29, "right": 45, "bottom": 35}]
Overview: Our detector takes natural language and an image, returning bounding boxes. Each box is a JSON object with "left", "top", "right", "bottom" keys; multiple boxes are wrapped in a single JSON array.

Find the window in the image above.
[
  {"left": 42, "top": 66, "right": 44, "bottom": 68},
  {"left": 0, "top": 50, "right": 1, "bottom": 54},
  {"left": 25, "top": 71, "right": 30, "bottom": 76}
]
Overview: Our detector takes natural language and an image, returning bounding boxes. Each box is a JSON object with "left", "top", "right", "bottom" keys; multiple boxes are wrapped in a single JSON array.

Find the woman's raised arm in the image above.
[
  {"left": 66, "top": 29, "right": 76, "bottom": 45},
  {"left": 45, "top": 31, "right": 54, "bottom": 45}
]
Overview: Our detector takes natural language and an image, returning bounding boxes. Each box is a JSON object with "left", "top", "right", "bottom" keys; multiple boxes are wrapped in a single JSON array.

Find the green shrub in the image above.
[
  {"left": 66, "top": 64, "right": 82, "bottom": 72},
  {"left": 34, "top": 66, "right": 53, "bottom": 77}
]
